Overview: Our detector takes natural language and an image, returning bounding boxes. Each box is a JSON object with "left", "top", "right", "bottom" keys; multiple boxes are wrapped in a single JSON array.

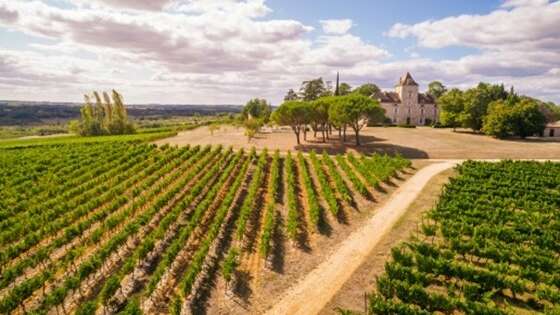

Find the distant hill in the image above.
[{"left": 0, "top": 101, "right": 243, "bottom": 125}]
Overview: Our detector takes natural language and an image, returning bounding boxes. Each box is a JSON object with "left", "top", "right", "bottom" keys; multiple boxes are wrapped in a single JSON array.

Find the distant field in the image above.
[
  {"left": 156, "top": 125, "right": 560, "bottom": 159},
  {"left": 0, "top": 131, "right": 177, "bottom": 148},
  {"left": 0, "top": 142, "right": 410, "bottom": 314},
  {"left": 357, "top": 161, "right": 560, "bottom": 314}
]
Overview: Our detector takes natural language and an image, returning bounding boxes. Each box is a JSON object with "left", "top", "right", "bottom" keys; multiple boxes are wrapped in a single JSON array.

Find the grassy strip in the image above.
[{"left": 0, "top": 131, "right": 176, "bottom": 148}]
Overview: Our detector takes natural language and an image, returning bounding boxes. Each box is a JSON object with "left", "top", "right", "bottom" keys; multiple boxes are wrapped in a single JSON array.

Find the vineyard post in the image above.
[{"left": 364, "top": 292, "right": 368, "bottom": 315}]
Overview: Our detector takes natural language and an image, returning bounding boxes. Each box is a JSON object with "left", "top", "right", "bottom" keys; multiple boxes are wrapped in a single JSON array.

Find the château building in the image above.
[{"left": 374, "top": 72, "right": 438, "bottom": 125}]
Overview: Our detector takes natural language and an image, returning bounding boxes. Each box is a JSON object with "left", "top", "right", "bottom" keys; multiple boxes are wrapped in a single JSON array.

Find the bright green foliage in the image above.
[
  {"left": 222, "top": 247, "right": 240, "bottom": 283},
  {"left": 347, "top": 152, "right": 379, "bottom": 188},
  {"left": 335, "top": 154, "right": 369, "bottom": 198},
  {"left": 0, "top": 142, "right": 411, "bottom": 314},
  {"left": 483, "top": 98, "right": 547, "bottom": 138},
  {"left": 0, "top": 130, "right": 176, "bottom": 149},
  {"left": 242, "top": 98, "right": 272, "bottom": 123},
  {"left": 310, "top": 97, "right": 332, "bottom": 142},
  {"left": 178, "top": 151, "right": 254, "bottom": 297},
  {"left": 322, "top": 151, "right": 352, "bottom": 203},
  {"left": 438, "top": 88, "right": 466, "bottom": 130},
  {"left": 438, "top": 82, "right": 510, "bottom": 131},
  {"left": 362, "top": 161, "right": 560, "bottom": 314},
  {"left": 74, "top": 90, "right": 135, "bottom": 136},
  {"left": 352, "top": 83, "right": 380, "bottom": 97},
  {"left": 259, "top": 150, "right": 281, "bottom": 258},
  {"left": 285, "top": 151, "right": 300, "bottom": 240},
  {"left": 297, "top": 152, "right": 322, "bottom": 230},
  {"left": 309, "top": 150, "right": 339, "bottom": 216},
  {"left": 328, "top": 94, "right": 384, "bottom": 145},
  {"left": 271, "top": 101, "right": 312, "bottom": 144},
  {"left": 235, "top": 149, "right": 267, "bottom": 240},
  {"left": 95, "top": 148, "right": 241, "bottom": 311}
]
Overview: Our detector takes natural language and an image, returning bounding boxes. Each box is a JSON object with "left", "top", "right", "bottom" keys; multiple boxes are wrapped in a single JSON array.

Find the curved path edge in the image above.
[{"left": 265, "top": 160, "right": 460, "bottom": 315}]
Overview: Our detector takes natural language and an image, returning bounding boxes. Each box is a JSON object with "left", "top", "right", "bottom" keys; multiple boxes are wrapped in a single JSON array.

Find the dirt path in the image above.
[{"left": 264, "top": 160, "right": 459, "bottom": 315}]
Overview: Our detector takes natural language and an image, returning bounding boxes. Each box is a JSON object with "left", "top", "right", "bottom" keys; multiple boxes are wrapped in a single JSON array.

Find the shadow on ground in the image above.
[{"left": 295, "top": 134, "right": 430, "bottom": 159}]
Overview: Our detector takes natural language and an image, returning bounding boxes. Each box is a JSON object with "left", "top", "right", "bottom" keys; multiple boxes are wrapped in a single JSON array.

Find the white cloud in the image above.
[
  {"left": 70, "top": 0, "right": 172, "bottom": 11},
  {"left": 501, "top": 0, "right": 549, "bottom": 8},
  {"left": 387, "top": 1, "right": 560, "bottom": 50},
  {"left": 0, "top": 0, "right": 558, "bottom": 104},
  {"left": 320, "top": 19, "right": 353, "bottom": 35}
]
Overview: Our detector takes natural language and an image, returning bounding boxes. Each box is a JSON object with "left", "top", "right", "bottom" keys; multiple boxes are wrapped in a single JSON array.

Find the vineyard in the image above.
[
  {"left": 0, "top": 142, "right": 410, "bottom": 314},
  {"left": 363, "top": 161, "right": 560, "bottom": 314}
]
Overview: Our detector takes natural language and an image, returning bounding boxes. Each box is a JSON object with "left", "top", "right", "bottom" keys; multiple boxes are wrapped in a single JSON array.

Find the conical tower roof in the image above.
[{"left": 398, "top": 72, "right": 418, "bottom": 86}]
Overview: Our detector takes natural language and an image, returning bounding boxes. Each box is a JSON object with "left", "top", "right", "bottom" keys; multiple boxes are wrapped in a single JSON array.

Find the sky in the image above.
[{"left": 0, "top": 0, "right": 559, "bottom": 104}]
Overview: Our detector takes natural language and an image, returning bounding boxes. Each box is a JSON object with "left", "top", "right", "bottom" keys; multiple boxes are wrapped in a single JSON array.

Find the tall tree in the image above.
[
  {"left": 438, "top": 88, "right": 465, "bottom": 131},
  {"left": 462, "top": 82, "right": 508, "bottom": 131},
  {"left": 334, "top": 72, "right": 340, "bottom": 96},
  {"left": 111, "top": 89, "right": 133, "bottom": 134},
  {"left": 338, "top": 83, "right": 352, "bottom": 96},
  {"left": 428, "top": 81, "right": 447, "bottom": 99},
  {"left": 311, "top": 97, "right": 332, "bottom": 142},
  {"left": 300, "top": 78, "right": 328, "bottom": 101},
  {"left": 353, "top": 83, "right": 380, "bottom": 97},
  {"left": 538, "top": 101, "right": 560, "bottom": 123},
  {"left": 510, "top": 99, "right": 546, "bottom": 138},
  {"left": 242, "top": 98, "right": 271, "bottom": 123},
  {"left": 271, "top": 101, "right": 312, "bottom": 145},
  {"left": 102, "top": 91, "right": 113, "bottom": 132},
  {"left": 284, "top": 89, "right": 299, "bottom": 101},
  {"left": 329, "top": 95, "right": 383, "bottom": 146},
  {"left": 73, "top": 90, "right": 134, "bottom": 136},
  {"left": 483, "top": 99, "right": 546, "bottom": 139}
]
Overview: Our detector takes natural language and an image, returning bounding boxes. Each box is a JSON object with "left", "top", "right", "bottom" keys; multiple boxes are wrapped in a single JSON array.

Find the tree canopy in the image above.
[
  {"left": 462, "top": 83, "right": 508, "bottom": 131},
  {"left": 299, "top": 78, "right": 331, "bottom": 101},
  {"left": 438, "top": 88, "right": 465, "bottom": 131},
  {"left": 338, "top": 83, "right": 352, "bottom": 96},
  {"left": 352, "top": 83, "right": 380, "bottom": 97},
  {"left": 283, "top": 89, "right": 299, "bottom": 101},
  {"left": 438, "top": 83, "right": 511, "bottom": 132},
  {"left": 71, "top": 90, "right": 135, "bottom": 136},
  {"left": 483, "top": 98, "right": 546, "bottom": 139},
  {"left": 328, "top": 95, "right": 383, "bottom": 145},
  {"left": 241, "top": 98, "right": 271, "bottom": 123},
  {"left": 272, "top": 95, "right": 384, "bottom": 146},
  {"left": 428, "top": 81, "right": 447, "bottom": 99},
  {"left": 271, "top": 101, "right": 311, "bottom": 144}
]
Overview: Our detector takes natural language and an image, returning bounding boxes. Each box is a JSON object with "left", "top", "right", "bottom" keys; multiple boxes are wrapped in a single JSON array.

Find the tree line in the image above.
[
  {"left": 70, "top": 90, "right": 135, "bottom": 136},
  {"left": 241, "top": 77, "right": 385, "bottom": 146},
  {"left": 437, "top": 82, "right": 559, "bottom": 138}
]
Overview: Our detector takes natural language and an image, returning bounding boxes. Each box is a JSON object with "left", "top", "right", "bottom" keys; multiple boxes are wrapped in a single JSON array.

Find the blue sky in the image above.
[
  {"left": 0, "top": 0, "right": 558, "bottom": 104},
  {"left": 268, "top": 0, "right": 497, "bottom": 60}
]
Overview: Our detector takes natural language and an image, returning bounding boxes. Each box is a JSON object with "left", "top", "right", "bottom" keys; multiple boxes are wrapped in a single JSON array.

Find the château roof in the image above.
[
  {"left": 418, "top": 93, "right": 435, "bottom": 104},
  {"left": 398, "top": 72, "right": 418, "bottom": 86},
  {"left": 374, "top": 91, "right": 400, "bottom": 103},
  {"left": 374, "top": 91, "right": 435, "bottom": 105}
]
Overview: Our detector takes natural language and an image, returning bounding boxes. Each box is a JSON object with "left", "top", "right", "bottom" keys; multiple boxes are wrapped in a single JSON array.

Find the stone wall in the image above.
[{"left": 380, "top": 102, "right": 438, "bottom": 125}]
